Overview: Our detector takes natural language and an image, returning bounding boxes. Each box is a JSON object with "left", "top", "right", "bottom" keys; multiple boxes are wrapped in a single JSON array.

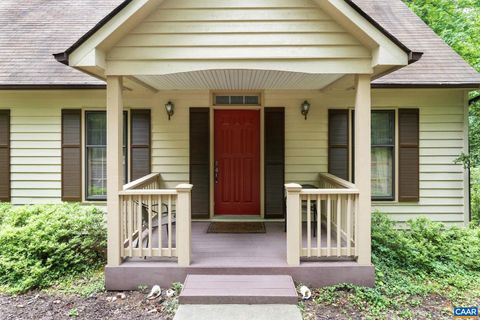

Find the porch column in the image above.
[
  {"left": 285, "top": 183, "right": 302, "bottom": 266},
  {"left": 106, "top": 76, "right": 124, "bottom": 267},
  {"left": 176, "top": 184, "right": 193, "bottom": 266},
  {"left": 354, "top": 74, "right": 372, "bottom": 265}
]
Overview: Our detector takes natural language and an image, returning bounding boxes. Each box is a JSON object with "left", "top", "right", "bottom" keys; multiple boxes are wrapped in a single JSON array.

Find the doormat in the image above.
[{"left": 207, "top": 222, "right": 266, "bottom": 234}]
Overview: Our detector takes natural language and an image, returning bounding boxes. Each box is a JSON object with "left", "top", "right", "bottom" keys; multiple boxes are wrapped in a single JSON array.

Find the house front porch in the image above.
[
  {"left": 106, "top": 221, "right": 374, "bottom": 290},
  {"left": 105, "top": 172, "right": 374, "bottom": 290}
]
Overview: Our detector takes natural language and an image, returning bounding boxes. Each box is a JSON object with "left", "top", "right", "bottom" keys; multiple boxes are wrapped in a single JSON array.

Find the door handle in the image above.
[{"left": 214, "top": 161, "right": 219, "bottom": 184}]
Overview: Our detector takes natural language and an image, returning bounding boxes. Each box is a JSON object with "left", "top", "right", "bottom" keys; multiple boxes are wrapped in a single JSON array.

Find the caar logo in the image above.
[{"left": 454, "top": 307, "right": 479, "bottom": 319}]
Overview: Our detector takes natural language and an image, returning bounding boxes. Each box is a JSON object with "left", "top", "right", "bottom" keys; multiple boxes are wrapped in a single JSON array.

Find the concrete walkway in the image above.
[{"left": 173, "top": 304, "right": 302, "bottom": 320}]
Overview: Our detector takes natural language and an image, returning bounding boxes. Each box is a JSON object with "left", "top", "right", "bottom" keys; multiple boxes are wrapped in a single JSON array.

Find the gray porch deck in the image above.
[
  {"left": 106, "top": 222, "right": 374, "bottom": 290},
  {"left": 139, "top": 222, "right": 348, "bottom": 266}
]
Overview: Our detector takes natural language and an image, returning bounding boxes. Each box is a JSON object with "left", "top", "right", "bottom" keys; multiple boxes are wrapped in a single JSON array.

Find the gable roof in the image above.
[
  {"left": 352, "top": 0, "right": 480, "bottom": 88},
  {"left": 0, "top": 0, "right": 479, "bottom": 89}
]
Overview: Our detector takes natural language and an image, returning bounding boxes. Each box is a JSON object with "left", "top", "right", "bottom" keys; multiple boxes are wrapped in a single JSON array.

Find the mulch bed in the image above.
[
  {"left": 302, "top": 293, "right": 454, "bottom": 320},
  {"left": 0, "top": 291, "right": 174, "bottom": 320}
]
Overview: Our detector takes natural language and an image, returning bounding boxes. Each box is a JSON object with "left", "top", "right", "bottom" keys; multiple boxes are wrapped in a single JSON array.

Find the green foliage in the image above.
[
  {"left": 0, "top": 204, "right": 107, "bottom": 294},
  {"left": 471, "top": 168, "right": 480, "bottom": 224},
  {"left": 314, "top": 213, "right": 480, "bottom": 319},
  {"left": 404, "top": 0, "right": 480, "bottom": 71},
  {"left": 404, "top": 0, "right": 480, "bottom": 168}
]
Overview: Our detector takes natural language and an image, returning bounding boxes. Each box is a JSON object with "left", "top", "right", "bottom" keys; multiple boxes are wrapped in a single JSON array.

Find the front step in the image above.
[{"left": 179, "top": 275, "right": 298, "bottom": 305}]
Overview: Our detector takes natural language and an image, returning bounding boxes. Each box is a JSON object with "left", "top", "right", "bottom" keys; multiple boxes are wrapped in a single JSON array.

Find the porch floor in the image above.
[
  {"left": 135, "top": 222, "right": 348, "bottom": 267},
  {"left": 106, "top": 222, "right": 373, "bottom": 290}
]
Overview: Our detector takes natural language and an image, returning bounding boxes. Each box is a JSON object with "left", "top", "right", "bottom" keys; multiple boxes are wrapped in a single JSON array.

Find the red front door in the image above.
[{"left": 214, "top": 110, "right": 260, "bottom": 215}]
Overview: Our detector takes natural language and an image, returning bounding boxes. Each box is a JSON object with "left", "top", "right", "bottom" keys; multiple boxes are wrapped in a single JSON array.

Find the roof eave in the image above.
[
  {"left": 372, "top": 82, "right": 480, "bottom": 89},
  {"left": 53, "top": 0, "right": 133, "bottom": 66}
]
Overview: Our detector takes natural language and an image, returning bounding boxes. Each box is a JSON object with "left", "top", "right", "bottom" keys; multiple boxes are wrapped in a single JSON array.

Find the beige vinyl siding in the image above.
[
  {"left": 151, "top": 91, "right": 209, "bottom": 188},
  {"left": 107, "top": 0, "right": 371, "bottom": 79},
  {"left": 0, "top": 89, "right": 468, "bottom": 226},
  {"left": 371, "top": 90, "right": 467, "bottom": 226},
  {"left": 0, "top": 91, "right": 106, "bottom": 205}
]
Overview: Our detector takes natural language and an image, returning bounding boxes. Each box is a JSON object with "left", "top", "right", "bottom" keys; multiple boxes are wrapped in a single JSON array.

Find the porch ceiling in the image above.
[{"left": 135, "top": 70, "right": 344, "bottom": 90}]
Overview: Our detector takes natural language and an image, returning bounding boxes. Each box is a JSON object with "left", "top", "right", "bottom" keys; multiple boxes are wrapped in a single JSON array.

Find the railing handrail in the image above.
[
  {"left": 299, "top": 188, "right": 359, "bottom": 195},
  {"left": 318, "top": 172, "right": 356, "bottom": 189},
  {"left": 123, "top": 173, "right": 160, "bottom": 190},
  {"left": 119, "top": 189, "right": 177, "bottom": 196}
]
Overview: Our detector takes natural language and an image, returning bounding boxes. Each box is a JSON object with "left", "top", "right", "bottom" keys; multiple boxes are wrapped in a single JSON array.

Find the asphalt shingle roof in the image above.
[{"left": 0, "top": 0, "right": 479, "bottom": 88}]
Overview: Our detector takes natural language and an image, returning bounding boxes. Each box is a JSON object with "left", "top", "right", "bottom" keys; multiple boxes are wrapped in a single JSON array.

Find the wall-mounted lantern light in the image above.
[
  {"left": 165, "top": 101, "right": 174, "bottom": 120},
  {"left": 301, "top": 100, "right": 310, "bottom": 120}
]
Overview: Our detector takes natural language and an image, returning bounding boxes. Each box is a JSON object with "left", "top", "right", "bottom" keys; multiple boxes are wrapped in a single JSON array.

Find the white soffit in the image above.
[{"left": 135, "top": 70, "right": 344, "bottom": 90}]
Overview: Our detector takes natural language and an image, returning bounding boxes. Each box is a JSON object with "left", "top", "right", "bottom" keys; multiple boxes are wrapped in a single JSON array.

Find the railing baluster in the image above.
[
  {"left": 337, "top": 194, "right": 341, "bottom": 257},
  {"left": 138, "top": 195, "right": 143, "bottom": 257},
  {"left": 317, "top": 195, "right": 321, "bottom": 257},
  {"left": 148, "top": 195, "right": 152, "bottom": 257},
  {"left": 347, "top": 194, "right": 352, "bottom": 256},
  {"left": 129, "top": 195, "right": 133, "bottom": 257},
  {"left": 158, "top": 195, "right": 163, "bottom": 256},
  {"left": 355, "top": 194, "right": 359, "bottom": 257},
  {"left": 307, "top": 195, "right": 311, "bottom": 258},
  {"left": 327, "top": 194, "right": 331, "bottom": 257},
  {"left": 168, "top": 195, "right": 172, "bottom": 257}
]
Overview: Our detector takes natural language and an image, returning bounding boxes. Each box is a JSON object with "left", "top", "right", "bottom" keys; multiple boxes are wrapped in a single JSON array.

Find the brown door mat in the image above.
[{"left": 206, "top": 222, "right": 266, "bottom": 233}]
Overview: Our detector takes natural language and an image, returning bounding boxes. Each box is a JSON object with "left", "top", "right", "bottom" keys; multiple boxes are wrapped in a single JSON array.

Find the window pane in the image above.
[
  {"left": 215, "top": 96, "right": 230, "bottom": 105},
  {"left": 85, "top": 111, "right": 128, "bottom": 200},
  {"left": 230, "top": 96, "right": 244, "bottom": 104},
  {"left": 87, "top": 147, "right": 107, "bottom": 198},
  {"left": 86, "top": 112, "right": 106, "bottom": 146},
  {"left": 372, "top": 112, "right": 394, "bottom": 145},
  {"left": 245, "top": 96, "right": 259, "bottom": 105},
  {"left": 371, "top": 147, "right": 393, "bottom": 198}
]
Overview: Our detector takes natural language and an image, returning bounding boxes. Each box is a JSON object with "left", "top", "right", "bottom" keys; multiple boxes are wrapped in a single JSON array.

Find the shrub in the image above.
[
  {"left": 371, "top": 212, "right": 480, "bottom": 277},
  {"left": 0, "top": 203, "right": 106, "bottom": 293}
]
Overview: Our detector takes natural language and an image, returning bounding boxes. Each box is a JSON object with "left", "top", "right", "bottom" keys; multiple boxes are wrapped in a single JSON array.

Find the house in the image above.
[{"left": 0, "top": 0, "right": 479, "bottom": 291}]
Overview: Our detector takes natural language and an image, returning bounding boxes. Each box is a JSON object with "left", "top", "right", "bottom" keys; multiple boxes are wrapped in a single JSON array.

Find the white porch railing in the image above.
[
  {"left": 118, "top": 173, "right": 192, "bottom": 266},
  {"left": 285, "top": 173, "right": 359, "bottom": 265}
]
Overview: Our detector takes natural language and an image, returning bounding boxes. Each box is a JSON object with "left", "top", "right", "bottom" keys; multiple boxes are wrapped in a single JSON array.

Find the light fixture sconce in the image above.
[
  {"left": 165, "top": 100, "right": 174, "bottom": 120},
  {"left": 301, "top": 100, "right": 310, "bottom": 120}
]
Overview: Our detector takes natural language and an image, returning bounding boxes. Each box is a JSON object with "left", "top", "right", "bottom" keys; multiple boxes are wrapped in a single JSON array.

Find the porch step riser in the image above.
[{"left": 179, "top": 275, "right": 298, "bottom": 305}]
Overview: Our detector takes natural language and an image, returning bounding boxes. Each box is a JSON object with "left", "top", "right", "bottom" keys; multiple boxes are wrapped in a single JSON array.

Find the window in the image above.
[
  {"left": 85, "top": 111, "right": 127, "bottom": 201},
  {"left": 371, "top": 111, "right": 395, "bottom": 200},
  {"left": 213, "top": 93, "right": 261, "bottom": 106}
]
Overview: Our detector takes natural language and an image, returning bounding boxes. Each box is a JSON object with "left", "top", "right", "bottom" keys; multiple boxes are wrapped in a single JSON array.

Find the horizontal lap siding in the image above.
[
  {"left": 10, "top": 106, "right": 62, "bottom": 204},
  {"left": 151, "top": 92, "right": 209, "bottom": 188},
  {"left": 264, "top": 91, "right": 328, "bottom": 187},
  {"left": 371, "top": 90, "right": 467, "bottom": 225},
  {"left": 0, "top": 89, "right": 468, "bottom": 226},
  {"left": 0, "top": 90, "right": 106, "bottom": 205},
  {"left": 108, "top": 0, "right": 369, "bottom": 66}
]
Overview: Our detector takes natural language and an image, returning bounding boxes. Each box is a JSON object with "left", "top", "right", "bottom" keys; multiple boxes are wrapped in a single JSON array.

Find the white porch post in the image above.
[
  {"left": 285, "top": 183, "right": 302, "bottom": 266},
  {"left": 176, "top": 184, "right": 193, "bottom": 266},
  {"left": 354, "top": 74, "right": 372, "bottom": 265},
  {"left": 106, "top": 76, "right": 124, "bottom": 266}
]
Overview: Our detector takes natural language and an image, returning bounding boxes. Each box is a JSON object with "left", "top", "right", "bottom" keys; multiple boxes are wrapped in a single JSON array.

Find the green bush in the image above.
[
  {"left": 0, "top": 203, "right": 106, "bottom": 293},
  {"left": 315, "top": 213, "right": 480, "bottom": 318},
  {"left": 371, "top": 212, "right": 480, "bottom": 276}
]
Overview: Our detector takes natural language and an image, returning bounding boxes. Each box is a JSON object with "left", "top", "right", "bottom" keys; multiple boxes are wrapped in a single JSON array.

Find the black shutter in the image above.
[
  {"left": 328, "top": 110, "right": 349, "bottom": 180},
  {"left": 130, "top": 109, "right": 151, "bottom": 181},
  {"left": 61, "top": 109, "right": 82, "bottom": 201},
  {"left": 265, "top": 107, "right": 285, "bottom": 218},
  {"left": 0, "top": 110, "right": 10, "bottom": 202},
  {"left": 399, "top": 109, "right": 419, "bottom": 202},
  {"left": 190, "top": 108, "right": 210, "bottom": 219}
]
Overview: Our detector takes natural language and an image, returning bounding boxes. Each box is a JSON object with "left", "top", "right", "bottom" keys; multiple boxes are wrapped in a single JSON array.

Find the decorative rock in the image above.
[
  {"left": 116, "top": 293, "right": 126, "bottom": 300},
  {"left": 165, "top": 289, "right": 175, "bottom": 298},
  {"left": 147, "top": 285, "right": 161, "bottom": 300},
  {"left": 299, "top": 285, "right": 312, "bottom": 300}
]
